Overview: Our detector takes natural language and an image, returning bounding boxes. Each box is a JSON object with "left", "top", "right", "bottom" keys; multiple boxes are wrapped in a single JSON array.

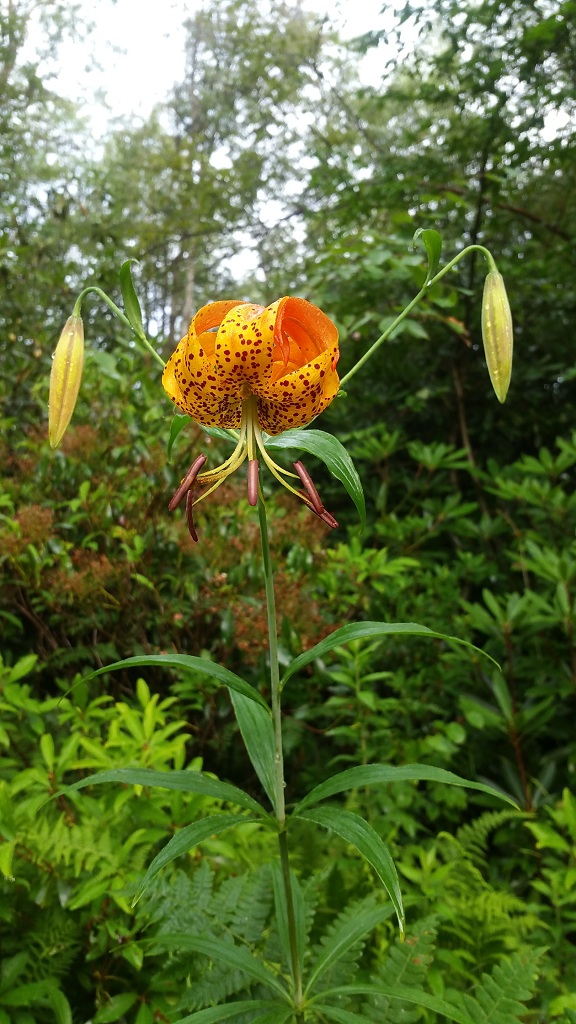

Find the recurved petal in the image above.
[
  {"left": 255, "top": 341, "right": 340, "bottom": 434},
  {"left": 212, "top": 302, "right": 272, "bottom": 388},
  {"left": 192, "top": 300, "right": 246, "bottom": 338},
  {"left": 261, "top": 296, "right": 339, "bottom": 382},
  {"left": 162, "top": 333, "right": 244, "bottom": 426}
]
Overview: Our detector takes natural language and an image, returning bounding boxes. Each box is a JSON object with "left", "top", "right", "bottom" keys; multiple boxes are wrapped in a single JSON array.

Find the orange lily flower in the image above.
[{"left": 162, "top": 297, "right": 340, "bottom": 538}]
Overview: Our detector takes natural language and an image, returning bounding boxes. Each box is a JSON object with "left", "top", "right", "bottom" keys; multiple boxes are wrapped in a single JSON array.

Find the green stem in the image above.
[
  {"left": 73, "top": 286, "right": 165, "bottom": 369},
  {"left": 257, "top": 494, "right": 304, "bottom": 1015},
  {"left": 339, "top": 243, "right": 497, "bottom": 388}
]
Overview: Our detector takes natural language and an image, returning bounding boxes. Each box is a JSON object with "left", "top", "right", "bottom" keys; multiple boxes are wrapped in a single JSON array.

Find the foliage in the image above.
[{"left": 2, "top": 0, "right": 576, "bottom": 1018}]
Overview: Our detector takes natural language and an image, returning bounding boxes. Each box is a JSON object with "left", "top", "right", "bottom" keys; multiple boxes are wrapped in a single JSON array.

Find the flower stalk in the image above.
[
  {"left": 257, "top": 493, "right": 304, "bottom": 1013},
  {"left": 340, "top": 243, "right": 512, "bottom": 405}
]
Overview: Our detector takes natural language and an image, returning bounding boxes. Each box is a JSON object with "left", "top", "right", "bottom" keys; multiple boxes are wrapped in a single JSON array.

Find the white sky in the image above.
[{"left": 37, "top": 0, "right": 394, "bottom": 135}]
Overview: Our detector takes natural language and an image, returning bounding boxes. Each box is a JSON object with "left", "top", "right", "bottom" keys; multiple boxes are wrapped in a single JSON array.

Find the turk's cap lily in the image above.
[
  {"left": 162, "top": 296, "right": 339, "bottom": 433},
  {"left": 163, "top": 296, "right": 340, "bottom": 538},
  {"left": 481, "top": 270, "right": 513, "bottom": 403},
  {"left": 48, "top": 315, "right": 85, "bottom": 448}
]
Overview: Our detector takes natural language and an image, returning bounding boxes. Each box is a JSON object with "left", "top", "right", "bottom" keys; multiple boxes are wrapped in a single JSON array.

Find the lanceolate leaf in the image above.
[
  {"left": 84, "top": 654, "right": 271, "bottom": 712},
  {"left": 61, "top": 767, "right": 269, "bottom": 817},
  {"left": 247, "top": 1011, "right": 293, "bottom": 1024},
  {"left": 46, "top": 987, "right": 73, "bottom": 1024},
  {"left": 1, "top": 980, "right": 72, "bottom": 1013},
  {"left": 313, "top": 988, "right": 474, "bottom": 1024},
  {"left": 167, "top": 414, "right": 190, "bottom": 462},
  {"left": 94, "top": 993, "right": 138, "bottom": 1024},
  {"left": 202, "top": 425, "right": 239, "bottom": 444},
  {"left": 132, "top": 814, "right": 262, "bottom": 904},
  {"left": 310, "top": 1008, "right": 383, "bottom": 1024},
  {"left": 293, "top": 764, "right": 518, "bottom": 816},
  {"left": 151, "top": 935, "right": 289, "bottom": 1000},
  {"left": 119, "top": 259, "right": 145, "bottom": 336},
  {"left": 304, "top": 900, "right": 395, "bottom": 997},
  {"left": 170, "top": 1001, "right": 283, "bottom": 1024},
  {"left": 295, "top": 807, "right": 404, "bottom": 934},
  {"left": 413, "top": 227, "right": 443, "bottom": 283},
  {"left": 264, "top": 428, "right": 365, "bottom": 528},
  {"left": 230, "top": 691, "right": 277, "bottom": 809},
  {"left": 271, "top": 861, "right": 306, "bottom": 982},
  {"left": 281, "top": 620, "right": 500, "bottom": 687}
]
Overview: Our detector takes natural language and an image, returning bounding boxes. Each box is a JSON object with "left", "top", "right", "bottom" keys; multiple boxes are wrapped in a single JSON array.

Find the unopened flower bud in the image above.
[
  {"left": 48, "top": 315, "right": 84, "bottom": 448},
  {"left": 481, "top": 271, "right": 513, "bottom": 403}
]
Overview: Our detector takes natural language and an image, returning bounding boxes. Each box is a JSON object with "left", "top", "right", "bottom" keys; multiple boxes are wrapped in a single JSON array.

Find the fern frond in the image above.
[
  {"left": 451, "top": 811, "right": 525, "bottom": 868},
  {"left": 208, "top": 868, "right": 273, "bottom": 945},
  {"left": 451, "top": 949, "right": 541, "bottom": 1024},
  {"left": 143, "top": 864, "right": 279, "bottom": 1015},
  {"left": 22, "top": 907, "right": 83, "bottom": 983},
  {"left": 306, "top": 895, "right": 393, "bottom": 997},
  {"left": 361, "top": 915, "right": 438, "bottom": 1024}
]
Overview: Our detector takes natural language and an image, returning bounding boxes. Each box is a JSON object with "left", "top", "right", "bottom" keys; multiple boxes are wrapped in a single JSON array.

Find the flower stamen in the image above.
[
  {"left": 168, "top": 454, "right": 208, "bottom": 511},
  {"left": 185, "top": 488, "right": 198, "bottom": 542},
  {"left": 248, "top": 460, "right": 259, "bottom": 506},
  {"left": 293, "top": 460, "right": 323, "bottom": 514}
]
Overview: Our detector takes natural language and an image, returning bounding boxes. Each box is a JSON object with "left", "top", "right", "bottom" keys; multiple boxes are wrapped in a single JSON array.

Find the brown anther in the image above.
[
  {"left": 293, "top": 460, "right": 323, "bottom": 514},
  {"left": 302, "top": 498, "right": 338, "bottom": 530},
  {"left": 247, "top": 459, "right": 259, "bottom": 506},
  {"left": 168, "top": 454, "right": 207, "bottom": 511},
  {"left": 317, "top": 508, "right": 338, "bottom": 529},
  {"left": 185, "top": 488, "right": 199, "bottom": 542}
]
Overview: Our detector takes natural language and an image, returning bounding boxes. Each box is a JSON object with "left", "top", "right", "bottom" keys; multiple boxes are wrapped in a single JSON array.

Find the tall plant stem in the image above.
[
  {"left": 72, "top": 286, "right": 165, "bottom": 368},
  {"left": 257, "top": 493, "right": 304, "bottom": 1015}
]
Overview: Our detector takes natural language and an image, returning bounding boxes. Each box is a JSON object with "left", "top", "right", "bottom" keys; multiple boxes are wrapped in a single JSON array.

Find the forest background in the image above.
[{"left": 1, "top": 0, "right": 575, "bottom": 1021}]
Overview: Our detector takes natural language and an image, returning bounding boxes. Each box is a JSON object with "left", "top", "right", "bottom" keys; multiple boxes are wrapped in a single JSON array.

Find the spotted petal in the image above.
[
  {"left": 162, "top": 300, "right": 256, "bottom": 427},
  {"left": 162, "top": 296, "right": 340, "bottom": 433},
  {"left": 254, "top": 297, "right": 340, "bottom": 434}
]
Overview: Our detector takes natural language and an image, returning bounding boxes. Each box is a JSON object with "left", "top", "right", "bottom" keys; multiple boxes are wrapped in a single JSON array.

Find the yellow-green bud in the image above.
[
  {"left": 48, "top": 315, "right": 85, "bottom": 448},
  {"left": 481, "top": 270, "right": 513, "bottom": 403}
]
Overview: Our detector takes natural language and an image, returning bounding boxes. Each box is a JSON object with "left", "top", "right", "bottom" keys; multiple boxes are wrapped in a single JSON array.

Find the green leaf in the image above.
[
  {"left": 293, "top": 763, "right": 518, "bottom": 816},
  {"left": 7, "top": 654, "right": 37, "bottom": 683},
  {"left": 311, "top": 1008, "right": 379, "bottom": 1024},
  {"left": 305, "top": 900, "right": 395, "bottom": 996},
  {"left": 264, "top": 428, "right": 365, "bottom": 528},
  {"left": 271, "top": 861, "right": 306, "bottom": 981},
  {"left": 150, "top": 934, "right": 289, "bottom": 1000},
  {"left": 135, "top": 1004, "right": 153, "bottom": 1024},
  {"left": 167, "top": 414, "right": 191, "bottom": 462},
  {"left": 0, "top": 840, "right": 15, "bottom": 880},
  {"left": 313, "top": 989, "right": 473, "bottom": 1024},
  {"left": 132, "top": 814, "right": 263, "bottom": 904},
  {"left": 171, "top": 1002, "right": 287, "bottom": 1024},
  {"left": 46, "top": 989, "right": 72, "bottom": 1024},
  {"left": 230, "top": 690, "right": 277, "bottom": 809},
  {"left": 413, "top": 227, "right": 443, "bottom": 282},
  {"left": 84, "top": 654, "right": 271, "bottom": 712},
  {"left": 248, "top": 1012, "right": 292, "bottom": 1024},
  {"left": 1, "top": 981, "right": 70, "bottom": 1010},
  {"left": 295, "top": 807, "right": 404, "bottom": 934},
  {"left": 281, "top": 620, "right": 500, "bottom": 688},
  {"left": 94, "top": 992, "right": 139, "bottom": 1023},
  {"left": 202, "top": 425, "right": 239, "bottom": 444},
  {"left": 60, "top": 767, "right": 269, "bottom": 817},
  {"left": 119, "top": 259, "right": 145, "bottom": 335}
]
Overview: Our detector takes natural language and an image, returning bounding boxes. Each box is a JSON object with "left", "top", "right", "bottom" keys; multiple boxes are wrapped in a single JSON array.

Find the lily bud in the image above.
[
  {"left": 48, "top": 315, "right": 85, "bottom": 448},
  {"left": 481, "top": 271, "right": 513, "bottom": 403}
]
